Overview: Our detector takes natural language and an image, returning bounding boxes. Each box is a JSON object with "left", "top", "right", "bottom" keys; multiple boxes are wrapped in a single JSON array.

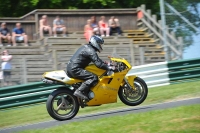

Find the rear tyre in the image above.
[
  {"left": 118, "top": 77, "right": 148, "bottom": 106},
  {"left": 46, "top": 89, "right": 79, "bottom": 121}
]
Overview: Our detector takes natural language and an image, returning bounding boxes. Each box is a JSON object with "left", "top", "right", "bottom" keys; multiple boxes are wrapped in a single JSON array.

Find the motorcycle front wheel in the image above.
[
  {"left": 46, "top": 89, "right": 79, "bottom": 121},
  {"left": 118, "top": 77, "right": 148, "bottom": 106}
]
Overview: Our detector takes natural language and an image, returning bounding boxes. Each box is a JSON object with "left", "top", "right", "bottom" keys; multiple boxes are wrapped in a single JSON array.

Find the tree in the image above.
[
  {"left": 165, "top": 0, "right": 200, "bottom": 47},
  {"left": 0, "top": 0, "right": 159, "bottom": 17}
]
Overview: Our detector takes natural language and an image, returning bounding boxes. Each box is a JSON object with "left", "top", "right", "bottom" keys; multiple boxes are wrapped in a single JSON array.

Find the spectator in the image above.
[
  {"left": 108, "top": 16, "right": 122, "bottom": 36},
  {"left": 98, "top": 16, "right": 110, "bottom": 37},
  {"left": 90, "top": 16, "right": 99, "bottom": 35},
  {"left": 84, "top": 19, "right": 93, "bottom": 41},
  {"left": 53, "top": 16, "right": 67, "bottom": 37},
  {"left": 39, "top": 15, "right": 52, "bottom": 38},
  {"left": 12, "top": 23, "right": 28, "bottom": 46},
  {"left": 0, "top": 23, "right": 12, "bottom": 46},
  {"left": 1, "top": 50, "right": 12, "bottom": 86}
]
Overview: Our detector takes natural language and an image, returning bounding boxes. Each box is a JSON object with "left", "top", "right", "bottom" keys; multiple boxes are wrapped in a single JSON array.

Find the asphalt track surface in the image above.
[{"left": 0, "top": 97, "right": 200, "bottom": 133}]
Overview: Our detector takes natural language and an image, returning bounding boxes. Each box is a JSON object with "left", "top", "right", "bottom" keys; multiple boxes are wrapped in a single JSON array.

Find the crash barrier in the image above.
[
  {"left": 0, "top": 82, "right": 63, "bottom": 109},
  {"left": 128, "top": 58, "right": 200, "bottom": 88},
  {"left": 0, "top": 58, "right": 200, "bottom": 109}
]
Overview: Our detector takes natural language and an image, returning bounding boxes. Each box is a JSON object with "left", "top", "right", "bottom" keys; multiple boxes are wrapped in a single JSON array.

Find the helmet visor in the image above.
[{"left": 99, "top": 42, "right": 104, "bottom": 52}]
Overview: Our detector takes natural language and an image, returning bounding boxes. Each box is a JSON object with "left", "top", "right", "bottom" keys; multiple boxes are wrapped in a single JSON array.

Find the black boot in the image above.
[{"left": 74, "top": 83, "right": 89, "bottom": 100}]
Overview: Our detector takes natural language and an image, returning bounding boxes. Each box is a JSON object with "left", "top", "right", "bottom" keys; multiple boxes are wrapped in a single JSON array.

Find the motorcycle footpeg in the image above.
[
  {"left": 77, "top": 98, "right": 85, "bottom": 108},
  {"left": 77, "top": 98, "right": 89, "bottom": 108}
]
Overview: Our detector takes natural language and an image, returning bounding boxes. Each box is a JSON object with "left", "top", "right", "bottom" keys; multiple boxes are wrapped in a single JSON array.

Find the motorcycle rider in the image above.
[{"left": 67, "top": 35, "right": 111, "bottom": 100}]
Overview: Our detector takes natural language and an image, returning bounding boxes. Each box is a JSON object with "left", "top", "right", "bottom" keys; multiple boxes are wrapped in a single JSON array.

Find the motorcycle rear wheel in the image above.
[
  {"left": 118, "top": 77, "right": 148, "bottom": 106},
  {"left": 46, "top": 89, "right": 79, "bottom": 121}
]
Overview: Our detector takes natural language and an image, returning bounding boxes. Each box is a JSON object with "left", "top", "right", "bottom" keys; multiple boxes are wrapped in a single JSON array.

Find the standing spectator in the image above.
[
  {"left": 108, "top": 16, "right": 122, "bottom": 36},
  {"left": 53, "top": 16, "right": 67, "bottom": 37},
  {"left": 0, "top": 23, "right": 12, "bottom": 46},
  {"left": 12, "top": 23, "right": 28, "bottom": 46},
  {"left": 90, "top": 16, "right": 99, "bottom": 35},
  {"left": 1, "top": 50, "right": 12, "bottom": 86},
  {"left": 98, "top": 16, "right": 110, "bottom": 37},
  {"left": 84, "top": 19, "right": 93, "bottom": 41},
  {"left": 39, "top": 15, "right": 52, "bottom": 38}
]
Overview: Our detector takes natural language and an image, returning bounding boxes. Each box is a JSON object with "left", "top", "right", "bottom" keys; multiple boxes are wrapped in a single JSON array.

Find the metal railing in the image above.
[
  {"left": 129, "top": 58, "right": 200, "bottom": 87},
  {"left": 0, "top": 82, "right": 63, "bottom": 109}
]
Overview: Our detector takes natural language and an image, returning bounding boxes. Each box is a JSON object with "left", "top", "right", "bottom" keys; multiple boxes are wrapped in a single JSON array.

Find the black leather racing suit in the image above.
[{"left": 67, "top": 44, "right": 109, "bottom": 91}]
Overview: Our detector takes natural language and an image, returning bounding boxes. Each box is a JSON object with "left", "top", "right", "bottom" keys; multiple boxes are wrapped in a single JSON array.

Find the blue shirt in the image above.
[
  {"left": 91, "top": 23, "right": 98, "bottom": 28},
  {"left": 0, "top": 28, "right": 9, "bottom": 36},
  {"left": 12, "top": 28, "right": 24, "bottom": 34}
]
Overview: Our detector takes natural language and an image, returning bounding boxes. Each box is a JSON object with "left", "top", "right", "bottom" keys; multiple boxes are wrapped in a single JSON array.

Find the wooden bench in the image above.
[{"left": 1, "top": 40, "right": 37, "bottom": 46}]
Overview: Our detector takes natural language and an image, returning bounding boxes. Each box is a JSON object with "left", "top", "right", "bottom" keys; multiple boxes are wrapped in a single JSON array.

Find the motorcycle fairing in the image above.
[
  {"left": 85, "top": 64, "right": 106, "bottom": 76},
  {"left": 86, "top": 70, "right": 128, "bottom": 106}
]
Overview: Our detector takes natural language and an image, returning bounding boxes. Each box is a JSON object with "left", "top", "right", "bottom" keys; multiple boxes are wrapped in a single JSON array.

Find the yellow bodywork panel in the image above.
[
  {"left": 109, "top": 57, "right": 132, "bottom": 68},
  {"left": 87, "top": 71, "right": 126, "bottom": 106},
  {"left": 64, "top": 78, "right": 83, "bottom": 84},
  {"left": 126, "top": 75, "right": 137, "bottom": 89},
  {"left": 42, "top": 70, "right": 83, "bottom": 84},
  {"left": 85, "top": 64, "right": 106, "bottom": 76}
]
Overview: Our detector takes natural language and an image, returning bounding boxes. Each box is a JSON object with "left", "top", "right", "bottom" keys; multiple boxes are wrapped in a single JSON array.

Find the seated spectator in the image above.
[
  {"left": 108, "top": 16, "right": 122, "bottom": 36},
  {"left": 1, "top": 50, "right": 12, "bottom": 86},
  {"left": 90, "top": 16, "right": 99, "bottom": 35},
  {"left": 12, "top": 23, "right": 28, "bottom": 46},
  {"left": 39, "top": 15, "right": 52, "bottom": 38},
  {"left": 84, "top": 19, "right": 93, "bottom": 41},
  {"left": 98, "top": 16, "right": 110, "bottom": 37},
  {"left": 53, "top": 16, "right": 67, "bottom": 37},
  {"left": 0, "top": 23, "right": 12, "bottom": 46}
]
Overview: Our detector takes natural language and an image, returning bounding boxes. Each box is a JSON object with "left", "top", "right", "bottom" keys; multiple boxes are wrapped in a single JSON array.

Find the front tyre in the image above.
[
  {"left": 46, "top": 89, "right": 79, "bottom": 121},
  {"left": 118, "top": 77, "right": 148, "bottom": 106}
]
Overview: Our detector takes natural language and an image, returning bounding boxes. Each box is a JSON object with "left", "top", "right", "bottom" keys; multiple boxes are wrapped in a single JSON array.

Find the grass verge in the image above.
[
  {"left": 18, "top": 104, "right": 200, "bottom": 133},
  {"left": 0, "top": 80, "right": 200, "bottom": 128}
]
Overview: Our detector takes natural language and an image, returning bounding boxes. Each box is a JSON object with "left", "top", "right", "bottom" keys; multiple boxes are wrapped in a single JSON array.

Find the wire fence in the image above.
[{"left": 164, "top": 0, "right": 200, "bottom": 48}]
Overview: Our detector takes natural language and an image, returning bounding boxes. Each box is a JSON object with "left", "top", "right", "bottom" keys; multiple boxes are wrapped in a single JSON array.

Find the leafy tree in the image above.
[
  {"left": 0, "top": 0, "right": 159, "bottom": 17},
  {"left": 165, "top": 0, "right": 200, "bottom": 47}
]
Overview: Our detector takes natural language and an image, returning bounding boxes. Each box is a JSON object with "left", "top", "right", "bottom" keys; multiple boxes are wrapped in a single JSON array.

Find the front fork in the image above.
[{"left": 123, "top": 75, "right": 137, "bottom": 91}]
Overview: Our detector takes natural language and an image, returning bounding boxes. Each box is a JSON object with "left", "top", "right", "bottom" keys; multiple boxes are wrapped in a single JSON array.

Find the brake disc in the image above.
[{"left": 124, "top": 83, "right": 141, "bottom": 99}]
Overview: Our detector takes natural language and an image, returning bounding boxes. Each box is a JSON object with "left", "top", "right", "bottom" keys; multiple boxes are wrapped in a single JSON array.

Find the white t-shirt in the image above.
[
  {"left": 53, "top": 19, "right": 64, "bottom": 26},
  {"left": 1, "top": 55, "right": 12, "bottom": 70}
]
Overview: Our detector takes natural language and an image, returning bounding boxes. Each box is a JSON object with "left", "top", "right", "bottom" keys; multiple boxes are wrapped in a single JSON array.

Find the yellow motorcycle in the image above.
[{"left": 42, "top": 55, "right": 148, "bottom": 121}]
